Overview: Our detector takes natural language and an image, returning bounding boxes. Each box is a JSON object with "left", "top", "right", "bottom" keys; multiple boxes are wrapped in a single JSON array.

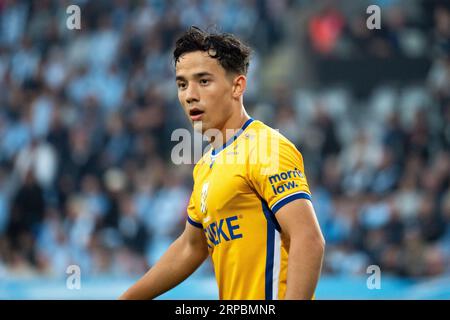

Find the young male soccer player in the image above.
[{"left": 120, "top": 27, "right": 325, "bottom": 300}]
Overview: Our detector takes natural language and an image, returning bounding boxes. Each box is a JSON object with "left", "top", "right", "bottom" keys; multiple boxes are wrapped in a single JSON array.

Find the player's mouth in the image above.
[{"left": 189, "top": 108, "right": 204, "bottom": 121}]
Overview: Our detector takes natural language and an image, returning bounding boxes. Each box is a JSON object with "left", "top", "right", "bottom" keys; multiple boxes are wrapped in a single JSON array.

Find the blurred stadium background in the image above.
[{"left": 0, "top": 0, "right": 449, "bottom": 299}]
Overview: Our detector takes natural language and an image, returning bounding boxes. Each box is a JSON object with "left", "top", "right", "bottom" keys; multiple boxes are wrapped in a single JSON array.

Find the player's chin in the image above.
[{"left": 192, "top": 120, "right": 205, "bottom": 133}]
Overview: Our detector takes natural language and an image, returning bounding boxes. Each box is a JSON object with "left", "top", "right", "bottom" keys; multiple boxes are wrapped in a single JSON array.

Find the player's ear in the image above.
[{"left": 231, "top": 74, "right": 246, "bottom": 99}]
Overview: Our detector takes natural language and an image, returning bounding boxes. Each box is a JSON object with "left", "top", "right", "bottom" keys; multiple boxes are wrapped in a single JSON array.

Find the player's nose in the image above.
[{"left": 185, "top": 83, "right": 200, "bottom": 104}]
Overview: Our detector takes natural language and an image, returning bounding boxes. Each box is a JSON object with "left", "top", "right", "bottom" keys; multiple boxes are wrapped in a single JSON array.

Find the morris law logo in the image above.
[{"left": 268, "top": 168, "right": 304, "bottom": 195}]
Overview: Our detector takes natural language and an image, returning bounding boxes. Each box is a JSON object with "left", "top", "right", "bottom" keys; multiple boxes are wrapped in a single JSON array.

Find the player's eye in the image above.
[
  {"left": 177, "top": 82, "right": 187, "bottom": 90},
  {"left": 200, "top": 79, "right": 210, "bottom": 85}
]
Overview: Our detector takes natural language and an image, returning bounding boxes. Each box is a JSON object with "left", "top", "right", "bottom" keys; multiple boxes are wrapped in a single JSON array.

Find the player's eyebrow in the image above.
[
  {"left": 176, "top": 72, "right": 214, "bottom": 81},
  {"left": 193, "top": 72, "right": 213, "bottom": 78}
]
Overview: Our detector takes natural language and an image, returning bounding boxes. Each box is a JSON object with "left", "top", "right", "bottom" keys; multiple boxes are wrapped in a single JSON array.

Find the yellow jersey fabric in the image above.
[{"left": 187, "top": 118, "right": 311, "bottom": 300}]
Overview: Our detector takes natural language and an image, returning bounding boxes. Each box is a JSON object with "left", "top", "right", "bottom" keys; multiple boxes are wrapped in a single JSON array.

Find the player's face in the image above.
[{"left": 175, "top": 51, "right": 235, "bottom": 134}]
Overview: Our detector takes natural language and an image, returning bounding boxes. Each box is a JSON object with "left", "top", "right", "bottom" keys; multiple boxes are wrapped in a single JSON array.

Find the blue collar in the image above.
[{"left": 211, "top": 118, "right": 254, "bottom": 156}]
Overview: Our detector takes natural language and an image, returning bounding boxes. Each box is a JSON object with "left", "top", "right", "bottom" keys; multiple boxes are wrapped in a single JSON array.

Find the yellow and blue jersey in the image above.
[{"left": 187, "top": 118, "right": 312, "bottom": 300}]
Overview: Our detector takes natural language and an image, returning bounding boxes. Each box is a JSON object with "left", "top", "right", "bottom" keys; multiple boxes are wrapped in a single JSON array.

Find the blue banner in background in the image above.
[{"left": 0, "top": 275, "right": 449, "bottom": 300}]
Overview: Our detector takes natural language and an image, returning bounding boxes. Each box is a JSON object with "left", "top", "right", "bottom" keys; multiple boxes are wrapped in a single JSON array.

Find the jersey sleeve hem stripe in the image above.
[
  {"left": 271, "top": 192, "right": 312, "bottom": 214},
  {"left": 187, "top": 216, "right": 203, "bottom": 228}
]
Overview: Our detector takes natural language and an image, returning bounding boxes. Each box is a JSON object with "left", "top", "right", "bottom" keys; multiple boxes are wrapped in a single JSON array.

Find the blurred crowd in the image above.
[{"left": 0, "top": 0, "right": 449, "bottom": 282}]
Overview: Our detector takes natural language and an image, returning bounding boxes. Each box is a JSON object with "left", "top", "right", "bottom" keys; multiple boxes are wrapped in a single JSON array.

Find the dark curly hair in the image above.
[{"left": 173, "top": 26, "right": 251, "bottom": 75}]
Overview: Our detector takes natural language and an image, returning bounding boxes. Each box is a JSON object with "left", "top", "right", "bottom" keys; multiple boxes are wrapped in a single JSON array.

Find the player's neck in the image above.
[{"left": 210, "top": 109, "right": 250, "bottom": 150}]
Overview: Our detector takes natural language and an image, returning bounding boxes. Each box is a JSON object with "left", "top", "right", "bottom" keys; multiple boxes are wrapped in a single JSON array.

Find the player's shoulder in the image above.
[{"left": 246, "top": 119, "right": 299, "bottom": 152}]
